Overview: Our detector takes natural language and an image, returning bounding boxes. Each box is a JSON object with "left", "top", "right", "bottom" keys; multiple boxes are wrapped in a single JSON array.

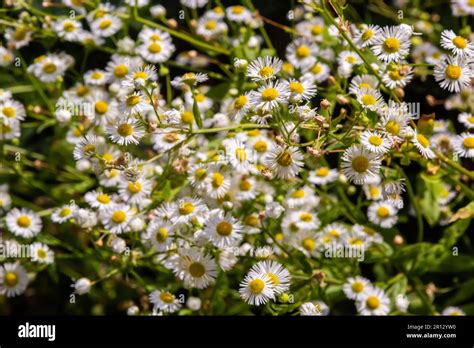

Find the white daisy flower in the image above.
[
  {"left": 196, "top": 18, "right": 228, "bottom": 38},
  {"left": 249, "top": 80, "right": 290, "bottom": 111},
  {"left": 146, "top": 221, "right": 174, "bottom": 252},
  {"left": 122, "top": 65, "right": 158, "bottom": 89},
  {"left": 100, "top": 204, "right": 134, "bottom": 234},
  {"left": 172, "top": 247, "right": 217, "bottom": 289},
  {"left": 441, "top": 306, "right": 466, "bottom": 316},
  {"left": 73, "top": 134, "right": 101, "bottom": 161},
  {"left": 303, "top": 61, "right": 331, "bottom": 83},
  {"left": 149, "top": 290, "right": 182, "bottom": 313},
  {"left": 226, "top": 5, "right": 252, "bottom": 23},
  {"left": 225, "top": 139, "right": 255, "bottom": 172},
  {"left": 458, "top": 112, "right": 474, "bottom": 129},
  {"left": 440, "top": 30, "right": 474, "bottom": 58},
  {"left": 151, "top": 129, "right": 186, "bottom": 152},
  {"left": 171, "top": 72, "right": 208, "bottom": 89},
  {"left": 356, "top": 87, "right": 385, "bottom": 111},
  {"left": 286, "top": 37, "right": 317, "bottom": 70},
  {"left": 285, "top": 77, "right": 317, "bottom": 102},
  {"left": 6, "top": 208, "right": 42, "bottom": 238},
  {"left": 180, "top": 0, "right": 208, "bottom": 9},
  {"left": 367, "top": 201, "right": 398, "bottom": 228},
  {"left": 239, "top": 270, "right": 275, "bottom": 306},
  {"left": 434, "top": 56, "right": 473, "bottom": 93},
  {"left": 263, "top": 146, "right": 304, "bottom": 179},
  {"left": 299, "top": 301, "right": 329, "bottom": 316},
  {"left": 341, "top": 144, "right": 382, "bottom": 185},
  {"left": 51, "top": 205, "right": 75, "bottom": 224},
  {"left": 0, "top": 263, "right": 28, "bottom": 297},
  {"left": 349, "top": 74, "right": 379, "bottom": 95},
  {"left": 0, "top": 99, "right": 26, "bottom": 122},
  {"left": 203, "top": 210, "right": 243, "bottom": 248},
  {"left": 360, "top": 130, "right": 392, "bottom": 154},
  {"left": 91, "top": 15, "right": 121, "bottom": 37},
  {"left": 119, "top": 178, "right": 152, "bottom": 205},
  {"left": 171, "top": 197, "right": 208, "bottom": 225},
  {"left": 30, "top": 243, "right": 54, "bottom": 264},
  {"left": 355, "top": 24, "right": 381, "bottom": 48},
  {"left": 372, "top": 25, "right": 411, "bottom": 62},
  {"left": 228, "top": 93, "right": 251, "bottom": 122},
  {"left": 411, "top": 129, "right": 436, "bottom": 159},
  {"left": 53, "top": 19, "right": 83, "bottom": 41},
  {"left": 356, "top": 286, "right": 391, "bottom": 315},
  {"left": 84, "top": 191, "right": 115, "bottom": 210},
  {"left": 251, "top": 260, "right": 291, "bottom": 295},
  {"left": 343, "top": 276, "right": 371, "bottom": 300},
  {"left": 247, "top": 56, "right": 283, "bottom": 82},
  {"left": 106, "top": 117, "right": 145, "bottom": 146},
  {"left": 84, "top": 69, "right": 108, "bottom": 86},
  {"left": 308, "top": 166, "right": 339, "bottom": 185},
  {"left": 138, "top": 39, "right": 175, "bottom": 63},
  {"left": 382, "top": 63, "right": 413, "bottom": 89},
  {"left": 453, "top": 132, "right": 474, "bottom": 158},
  {"left": 204, "top": 165, "right": 231, "bottom": 199}
]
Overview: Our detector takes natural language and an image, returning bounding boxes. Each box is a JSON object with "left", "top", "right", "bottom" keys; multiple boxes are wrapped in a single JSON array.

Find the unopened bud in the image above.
[{"left": 320, "top": 99, "right": 331, "bottom": 109}]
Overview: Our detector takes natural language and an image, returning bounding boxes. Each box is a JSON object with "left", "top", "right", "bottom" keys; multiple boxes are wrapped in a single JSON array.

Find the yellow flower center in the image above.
[
  {"left": 4, "top": 272, "right": 19, "bottom": 287},
  {"left": 366, "top": 296, "right": 381, "bottom": 309},
  {"left": 95, "top": 100, "right": 109, "bottom": 114},
  {"left": 239, "top": 179, "right": 252, "bottom": 191},
  {"left": 149, "top": 34, "right": 161, "bottom": 41},
  {"left": 351, "top": 281, "right": 364, "bottom": 293},
  {"left": 179, "top": 201, "right": 195, "bottom": 215},
  {"left": 127, "top": 181, "right": 142, "bottom": 193},
  {"left": 148, "top": 43, "right": 162, "bottom": 53},
  {"left": 359, "top": 82, "right": 371, "bottom": 89},
  {"left": 232, "top": 5, "right": 244, "bottom": 14},
  {"left": 361, "top": 29, "right": 373, "bottom": 41},
  {"left": 385, "top": 121, "right": 400, "bottom": 135},
  {"left": 376, "top": 206, "right": 390, "bottom": 218},
  {"left": 361, "top": 94, "right": 376, "bottom": 106},
  {"left": 111, "top": 210, "right": 126, "bottom": 223},
  {"left": 194, "top": 168, "right": 207, "bottom": 181},
  {"left": 259, "top": 66, "right": 274, "bottom": 78},
  {"left": 159, "top": 291, "right": 174, "bottom": 303},
  {"left": 42, "top": 62, "right": 57, "bottom": 74},
  {"left": 99, "top": 19, "right": 112, "bottom": 29},
  {"left": 311, "top": 24, "right": 323, "bottom": 35},
  {"left": 164, "top": 132, "right": 179, "bottom": 143},
  {"left": 91, "top": 71, "right": 103, "bottom": 80},
  {"left": 289, "top": 81, "right": 304, "bottom": 94},
  {"left": 212, "top": 172, "right": 224, "bottom": 188},
  {"left": 383, "top": 37, "right": 400, "bottom": 53},
  {"left": 316, "top": 167, "right": 329, "bottom": 177},
  {"left": 17, "top": 215, "right": 31, "bottom": 228},
  {"left": 114, "top": 64, "right": 128, "bottom": 78},
  {"left": 195, "top": 94, "right": 205, "bottom": 102},
  {"left": 445, "top": 64, "right": 461, "bottom": 80},
  {"left": 189, "top": 262, "right": 205, "bottom": 277},
  {"left": 245, "top": 215, "right": 259, "bottom": 227},
  {"left": 216, "top": 221, "right": 233, "bottom": 236},
  {"left": 388, "top": 70, "right": 403, "bottom": 80},
  {"left": 117, "top": 123, "right": 133, "bottom": 137},
  {"left": 277, "top": 150, "right": 293, "bottom": 167},
  {"left": 63, "top": 21, "right": 76, "bottom": 32},
  {"left": 205, "top": 20, "right": 217, "bottom": 30},
  {"left": 155, "top": 227, "right": 168, "bottom": 243},
  {"left": 37, "top": 249, "right": 47, "bottom": 259},
  {"left": 249, "top": 278, "right": 265, "bottom": 294},
  {"left": 416, "top": 133, "right": 430, "bottom": 148},
  {"left": 300, "top": 212, "right": 313, "bottom": 222},
  {"left": 352, "top": 156, "right": 369, "bottom": 173},
  {"left": 292, "top": 189, "right": 305, "bottom": 198},
  {"left": 234, "top": 95, "right": 248, "bottom": 109},
  {"left": 59, "top": 207, "right": 71, "bottom": 217},
  {"left": 463, "top": 137, "right": 474, "bottom": 149},
  {"left": 181, "top": 111, "right": 194, "bottom": 124},
  {"left": 311, "top": 64, "right": 322, "bottom": 74},
  {"left": 369, "top": 186, "right": 380, "bottom": 197},
  {"left": 452, "top": 36, "right": 467, "bottom": 49},
  {"left": 346, "top": 55, "right": 357, "bottom": 64},
  {"left": 76, "top": 85, "right": 89, "bottom": 97},
  {"left": 126, "top": 95, "right": 140, "bottom": 107},
  {"left": 368, "top": 135, "right": 383, "bottom": 146},
  {"left": 235, "top": 148, "right": 247, "bottom": 161},
  {"left": 2, "top": 106, "right": 15, "bottom": 118},
  {"left": 467, "top": 116, "right": 474, "bottom": 124},
  {"left": 296, "top": 45, "right": 311, "bottom": 58},
  {"left": 302, "top": 238, "right": 315, "bottom": 251},
  {"left": 97, "top": 194, "right": 110, "bottom": 204},
  {"left": 253, "top": 140, "right": 268, "bottom": 153}
]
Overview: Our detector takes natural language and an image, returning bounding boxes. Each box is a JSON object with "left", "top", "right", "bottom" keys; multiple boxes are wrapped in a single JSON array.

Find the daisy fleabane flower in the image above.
[
  {"left": 6, "top": 208, "right": 42, "bottom": 238},
  {"left": 411, "top": 129, "right": 436, "bottom": 159},
  {"left": 356, "top": 87, "right": 385, "bottom": 111},
  {"left": 203, "top": 209, "right": 243, "bottom": 248},
  {"left": 249, "top": 80, "right": 290, "bottom": 111},
  {"left": 453, "top": 132, "right": 474, "bottom": 158},
  {"left": 171, "top": 72, "right": 208, "bottom": 89},
  {"left": 30, "top": 242, "right": 55, "bottom": 264},
  {"left": 263, "top": 146, "right": 304, "bottom": 179},
  {"left": 372, "top": 25, "right": 411, "bottom": 62},
  {"left": 149, "top": 289, "right": 182, "bottom": 313},
  {"left": 355, "top": 24, "right": 381, "bottom": 48},
  {"left": 247, "top": 56, "right": 283, "bottom": 82},
  {"left": 434, "top": 56, "right": 472, "bottom": 93},
  {"left": 367, "top": 201, "right": 399, "bottom": 228},
  {"left": 0, "top": 263, "right": 28, "bottom": 297},
  {"left": 356, "top": 286, "right": 391, "bottom": 316},
  {"left": 239, "top": 269, "right": 275, "bottom": 306},
  {"left": 172, "top": 247, "right": 217, "bottom": 289},
  {"left": 250, "top": 261, "right": 291, "bottom": 295},
  {"left": 343, "top": 276, "right": 371, "bottom": 300},
  {"left": 360, "top": 130, "right": 392, "bottom": 154},
  {"left": 440, "top": 30, "right": 474, "bottom": 58},
  {"left": 341, "top": 144, "right": 382, "bottom": 185},
  {"left": 106, "top": 117, "right": 145, "bottom": 146}
]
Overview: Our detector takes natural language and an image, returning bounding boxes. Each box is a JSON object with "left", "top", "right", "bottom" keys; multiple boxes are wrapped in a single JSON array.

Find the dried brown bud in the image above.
[
  {"left": 337, "top": 95, "right": 349, "bottom": 105},
  {"left": 33, "top": 160, "right": 43, "bottom": 170},
  {"left": 393, "top": 234, "right": 404, "bottom": 245},
  {"left": 307, "top": 146, "right": 324, "bottom": 158},
  {"left": 394, "top": 88, "right": 405, "bottom": 99},
  {"left": 260, "top": 168, "right": 273, "bottom": 180},
  {"left": 167, "top": 19, "right": 178, "bottom": 29},
  {"left": 188, "top": 50, "right": 198, "bottom": 58},
  {"left": 320, "top": 99, "right": 331, "bottom": 109},
  {"left": 275, "top": 135, "right": 285, "bottom": 146},
  {"left": 426, "top": 95, "right": 436, "bottom": 107},
  {"left": 314, "top": 115, "right": 326, "bottom": 126},
  {"left": 327, "top": 76, "right": 337, "bottom": 85},
  {"left": 172, "top": 157, "right": 188, "bottom": 173}
]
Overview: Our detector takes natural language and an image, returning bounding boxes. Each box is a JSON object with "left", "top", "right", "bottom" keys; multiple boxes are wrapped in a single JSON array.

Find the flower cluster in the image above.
[{"left": 0, "top": 0, "right": 472, "bottom": 316}]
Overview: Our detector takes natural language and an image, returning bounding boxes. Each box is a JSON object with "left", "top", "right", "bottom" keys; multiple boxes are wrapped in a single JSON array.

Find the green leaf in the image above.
[
  {"left": 440, "top": 219, "right": 471, "bottom": 248},
  {"left": 419, "top": 173, "right": 444, "bottom": 226},
  {"left": 206, "top": 82, "right": 231, "bottom": 101},
  {"left": 192, "top": 92, "right": 202, "bottom": 128}
]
